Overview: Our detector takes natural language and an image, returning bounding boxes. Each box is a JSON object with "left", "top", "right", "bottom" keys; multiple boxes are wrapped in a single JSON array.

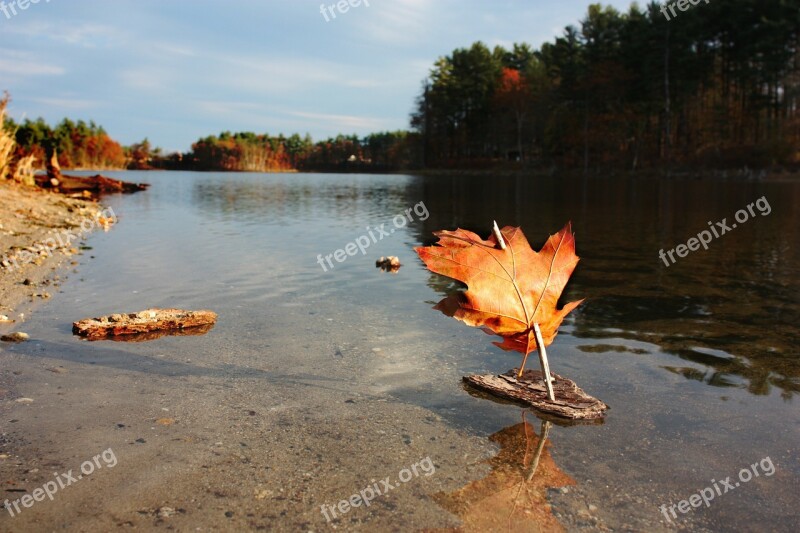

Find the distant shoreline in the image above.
[{"left": 41, "top": 164, "right": 800, "bottom": 181}]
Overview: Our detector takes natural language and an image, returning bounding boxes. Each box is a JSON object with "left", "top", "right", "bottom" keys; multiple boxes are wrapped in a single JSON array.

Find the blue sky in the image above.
[{"left": 1, "top": 0, "right": 636, "bottom": 152}]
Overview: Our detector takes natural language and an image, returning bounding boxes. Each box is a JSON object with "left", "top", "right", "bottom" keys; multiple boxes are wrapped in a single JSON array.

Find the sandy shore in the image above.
[{"left": 0, "top": 181, "right": 109, "bottom": 327}]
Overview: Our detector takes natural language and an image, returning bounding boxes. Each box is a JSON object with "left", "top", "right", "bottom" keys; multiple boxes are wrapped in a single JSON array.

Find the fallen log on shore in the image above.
[
  {"left": 36, "top": 173, "right": 149, "bottom": 196},
  {"left": 463, "top": 369, "right": 609, "bottom": 420},
  {"left": 36, "top": 150, "right": 148, "bottom": 196},
  {"left": 73, "top": 308, "right": 217, "bottom": 340}
]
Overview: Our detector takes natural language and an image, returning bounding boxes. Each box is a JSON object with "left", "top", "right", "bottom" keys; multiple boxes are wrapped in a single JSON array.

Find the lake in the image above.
[{"left": 1, "top": 171, "right": 798, "bottom": 531}]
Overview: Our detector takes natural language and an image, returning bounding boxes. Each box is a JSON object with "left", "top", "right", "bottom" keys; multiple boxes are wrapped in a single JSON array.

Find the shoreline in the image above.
[
  {"left": 0, "top": 181, "right": 109, "bottom": 331},
  {"left": 118, "top": 166, "right": 800, "bottom": 181},
  {"left": 406, "top": 166, "right": 800, "bottom": 181}
]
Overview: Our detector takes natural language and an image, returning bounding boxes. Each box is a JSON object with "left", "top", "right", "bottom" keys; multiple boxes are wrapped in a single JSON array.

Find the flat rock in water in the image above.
[
  {"left": 463, "top": 369, "right": 608, "bottom": 420},
  {"left": 72, "top": 308, "right": 217, "bottom": 340}
]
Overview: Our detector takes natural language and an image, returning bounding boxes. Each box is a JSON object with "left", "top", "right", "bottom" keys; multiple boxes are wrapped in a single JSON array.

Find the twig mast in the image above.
[{"left": 493, "top": 221, "right": 555, "bottom": 402}]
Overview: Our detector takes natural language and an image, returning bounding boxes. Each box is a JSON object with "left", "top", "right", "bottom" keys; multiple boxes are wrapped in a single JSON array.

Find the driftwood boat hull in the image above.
[{"left": 463, "top": 369, "right": 609, "bottom": 420}]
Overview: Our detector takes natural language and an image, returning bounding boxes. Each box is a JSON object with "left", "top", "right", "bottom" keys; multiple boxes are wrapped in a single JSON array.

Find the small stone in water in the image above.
[
  {"left": 1, "top": 332, "right": 29, "bottom": 343},
  {"left": 376, "top": 256, "right": 401, "bottom": 269}
]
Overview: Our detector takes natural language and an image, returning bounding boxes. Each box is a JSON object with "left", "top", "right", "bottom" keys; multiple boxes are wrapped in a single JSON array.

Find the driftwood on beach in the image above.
[
  {"left": 36, "top": 173, "right": 149, "bottom": 195},
  {"left": 73, "top": 308, "right": 217, "bottom": 340},
  {"left": 463, "top": 369, "right": 609, "bottom": 420},
  {"left": 35, "top": 153, "right": 149, "bottom": 195}
]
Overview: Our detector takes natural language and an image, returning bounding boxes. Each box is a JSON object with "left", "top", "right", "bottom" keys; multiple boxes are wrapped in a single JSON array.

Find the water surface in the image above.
[{"left": 2, "top": 171, "right": 798, "bottom": 531}]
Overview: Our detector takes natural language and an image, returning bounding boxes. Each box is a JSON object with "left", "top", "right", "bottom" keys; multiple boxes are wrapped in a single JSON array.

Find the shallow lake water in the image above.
[{"left": 1, "top": 171, "right": 798, "bottom": 531}]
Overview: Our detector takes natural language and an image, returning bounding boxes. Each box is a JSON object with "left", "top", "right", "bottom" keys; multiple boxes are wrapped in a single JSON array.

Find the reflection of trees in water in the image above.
[
  {"left": 191, "top": 176, "right": 412, "bottom": 224},
  {"left": 407, "top": 174, "right": 800, "bottom": 398},
  {"left": 434, "top": 411, "right": 574, "bottom": 532},
  {"left": 571, "top": 289, "right": 800, "bottom": 398}
]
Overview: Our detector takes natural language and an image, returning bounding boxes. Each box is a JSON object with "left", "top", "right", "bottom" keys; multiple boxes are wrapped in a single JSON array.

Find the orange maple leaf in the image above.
[{"left": 415, "top": 223, "right": 582, "bottom": 373}]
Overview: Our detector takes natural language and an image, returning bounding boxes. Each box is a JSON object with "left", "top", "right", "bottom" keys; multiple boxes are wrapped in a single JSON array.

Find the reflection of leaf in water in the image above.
[{"left": 433, "top": 412, "right": 574, "bottom": 532}]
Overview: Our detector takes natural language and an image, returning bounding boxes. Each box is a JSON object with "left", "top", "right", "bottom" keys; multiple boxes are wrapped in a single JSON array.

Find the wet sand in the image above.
[
  {"left": 0, "top": 181, "right": 104, "bottom": 322},
  {"left": 0, "top": 307, "right": 503, "bottom": 531}
]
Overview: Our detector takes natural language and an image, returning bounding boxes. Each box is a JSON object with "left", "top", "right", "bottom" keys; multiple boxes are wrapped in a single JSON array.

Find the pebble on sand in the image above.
[{"left": 1, "top": 332, "right": 29, "bottom": 343}]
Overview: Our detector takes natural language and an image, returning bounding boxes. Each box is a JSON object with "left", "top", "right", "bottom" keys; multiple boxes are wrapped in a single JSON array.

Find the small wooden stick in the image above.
[
  {"left": 493, "top": 220, "right": 507, "bottom": 250},
  {"left": 533, "top": 323, "right": 555, "bottom": 401}
]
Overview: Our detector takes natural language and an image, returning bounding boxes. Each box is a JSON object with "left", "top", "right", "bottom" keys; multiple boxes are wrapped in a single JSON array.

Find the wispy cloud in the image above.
[
  {"left": 153, "top": 42, "right": 197, "bottom": 57},
  {"left": 27, "top": 97, "right": 98, "bottom": 110},
  {"left": 195, "top": 100, "right": 268, "bottom": 116},
  {"left": 288, "top": 111, "right": 393, "bottom": 132},
  {"left": 4, "top": 22, "right": 123, "bottom": 47},
  {"left": 192, "top": 101, "right": 395, "bottom": 135},
  {"left": 206, "top": 53, "right": 389, "bottom": 93},
  {"left": 118, "top": 67, "right": 179, "bottom": 92},
  {"left": 352, "top": 0, "right": 439, "bottom": 46},
  {"left": 0, "top": 56, "right": 64, "bottom": 76}
]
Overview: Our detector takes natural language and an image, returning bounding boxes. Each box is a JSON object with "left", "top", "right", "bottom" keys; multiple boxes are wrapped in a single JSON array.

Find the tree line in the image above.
[
  {"left": 130, "top": 131, "right": 420, "bottom": 172},
  {"left": 412, "top": 0, "right": 800, "bottom": 171},
  {"left": 7, "top": 115, "right": 126, "bottom": 170},
  {"left": 2, "top": 108, "right": 419, "bottom": 172}
]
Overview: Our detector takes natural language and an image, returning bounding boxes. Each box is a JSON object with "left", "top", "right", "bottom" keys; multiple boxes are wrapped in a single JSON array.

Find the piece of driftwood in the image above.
[
  {"left": 47, "top": 150, "right": 64, "bottom": 183},
  {"left": 93, "top": 323, "right": 216, "bottom": 343},
  {"left": 36, "top": 173, "right": 149, "bottom": 195},
  {"left": 73, "top": 308, "right": 217, "bottom": 340},
  {"left": 463, "top": 369, "right": 609, "bottom": 420}
]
